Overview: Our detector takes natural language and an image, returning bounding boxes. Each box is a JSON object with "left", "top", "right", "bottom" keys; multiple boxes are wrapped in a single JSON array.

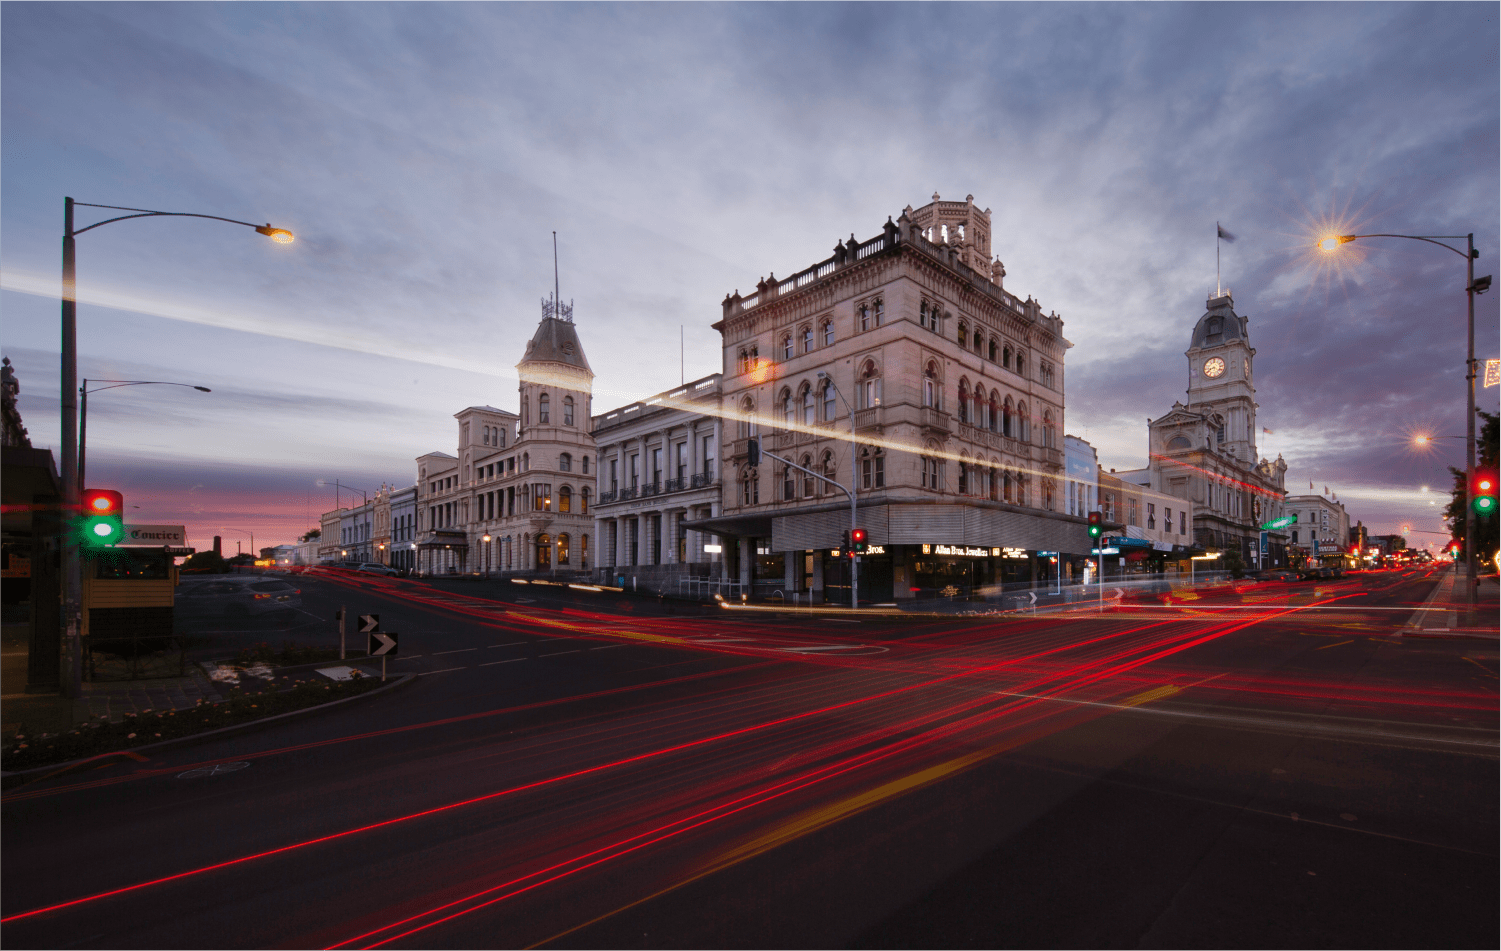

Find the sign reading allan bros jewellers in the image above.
[
  {"left": 120, "top": 524, "right": 187, "bottom": 546},
  {"left": 922, "top": 544, "right": 1004, "bottom": 558}
]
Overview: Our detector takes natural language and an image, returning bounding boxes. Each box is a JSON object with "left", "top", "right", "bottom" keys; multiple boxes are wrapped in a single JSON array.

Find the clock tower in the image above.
[{"left": 1184, "top": 293, "right": 1258, "bottom": 467}]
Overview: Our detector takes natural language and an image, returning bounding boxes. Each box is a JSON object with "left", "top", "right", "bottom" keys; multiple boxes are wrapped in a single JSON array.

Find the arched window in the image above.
[
  {"left": 482, "top": 426, "right": 490, "bottom": 446},
  {"left": 802, "top": 327, "right": 813, "bottom": 352},
  {"left": 1206, "top": 316, "right": 1223, "bottom": 340},
  {"left": 800, "top": 454, "right": 813, "bottom": 497},
  {"left": 783, "top": 464, "right": 795, "bottom": 501},
  {"left": 859, "top": 447, "right": 885, "bottom": 489},
  {"left": 782, "top": 336, "right": 793, "bottom": 360},
  {"left": 923, "top": 362, "right": 940, "bottom": 409},
  {"left": 958, "top": 455, "right": 969, "bottom": 494},
  {"left": 581, "top": 534, "right": 588, "bottom": 565},
  {"left": 822, "top": 451, "right": 836, "bottom": 494},
  {"left": 563, "top": 396, "right": 575, "bottom": 426},
  {"left": 859, "top": 360, "right": 882, "bottom": 409},
  {"left": 1043, "top": 481, "right": 1054, "bottom": 511},
  {"left": 1015, "top": 354, "right": 1026, "bottom": 379},
  {"left": 973, "top": 330, "right": 982, "bottom": 352},
  {"left": 1018, "top": 402, "right": 1030, "bottom": 441},
  {"left": 538, "top": 393, "right": 550, "bottom": 424},
  {"left": 802, "top": 384, "right": 815, "bottom": 426},
  {"left": 958, "top": 321, "right": 968, "bottom": 346},
  {"left": 537, "top": 533, "right": 552, "bottom": 568},
  {"left": 559, "top": 452, "right": 572, "bottom": 471},
  {"left": 557, "top": 486, "right": 570, "bottom": 512},
  {"left": 1003, "top": 397, "right": 1014, "bottom": 437},
  {"left": 988, "top": 391, "right": 1000, "bottom": 432},
  {"left": 522, "top": 452, "right": 530, "bottom": 471},
  {"left": 580, "top": 487, "right": 590, "bottom": 514},
  {"left": 1002, "top": 345, "right": 1012, "bottom": 370},
  {"left": 496, "top": 427, "right": 506, "bottom": 448},
  {"left": 874, "top": 299, "right": 884, "bottom": 326},
  {"left": 739, "top": 350, "right": 749, "bottom": 374},
  {"left": 1043, "top": 410, "right": 1056, "bottom": 449},
  {"left": 741, "top": 467, "right": 759, "bottom": 505},
  {"left": 919, "top": 300, "right": 931, "bottom": 330},
  {"left": 557, "top": 533, "right": 570, "bottom": 564},
  {"left": 957, "top": 381, "right": 970, "bottom": 423},
  {"left": 823, "top": 320, "right": 835, "bottom": 346},
  {"left": 988, "top": 339, "right": 997, "bottom": 361},
  {"left": 859, "top": 303, "right": 871, "bottom": 331},
  {"left": 822, "top": 381, "right": 836, "bottom": 421},
  {"left": 580, "top": 454, "right": 587, "bottom": 474},
  {"left": 1167, "top": 434, "right": 1193, "bottom": 450},
  {"left": 781, "top": 387, "right": 794, "bottom": 428},
  {"left": 738, "top": 396, "right": 756, "bottom": 439},
  {"left": 989, "top": 463, "right": 999, "bottom": 501},
  {"left": 522, "top": 397, "right": 530, "bottom": 427},
  {"left": 1003, "top": 470, "right": 1013, "bottom": 503}
]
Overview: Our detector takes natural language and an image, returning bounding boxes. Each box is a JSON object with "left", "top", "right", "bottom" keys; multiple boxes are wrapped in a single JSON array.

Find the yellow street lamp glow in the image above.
[
  {"left": 255, "top": 224, "right": 295, "bottom": 243},
  {"left": 1318, "top": 235, "right": 1355, "bottom": 252}
]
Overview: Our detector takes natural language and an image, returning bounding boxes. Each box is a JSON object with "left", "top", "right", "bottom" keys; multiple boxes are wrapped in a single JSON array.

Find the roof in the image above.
[
  {"left": 1190, "top": 295, "right": 1248, "bottom": 349},
  {"left": 519, "top": 316, "right": 593, "bottom": 375},
  {"left": 455, "top": 405, "right": 518, "bottom": 418}
]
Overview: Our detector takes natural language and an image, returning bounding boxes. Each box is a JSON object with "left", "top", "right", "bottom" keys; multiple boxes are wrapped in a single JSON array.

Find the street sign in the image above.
[
  {"left": 369, "top": 632, "right": 398, "bottom": 656},
  {"left": 358, "top": 614, "right": 380, "bottom": 633},
  {"left": 1261, "top": 514, "right": 1297, "bottom": 530}
]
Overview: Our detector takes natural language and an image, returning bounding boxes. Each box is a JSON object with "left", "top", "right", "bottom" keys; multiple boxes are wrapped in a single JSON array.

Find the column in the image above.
[
  {"left": 784, "top": 548, "right": 798, "bottom": 593},
  {"left": 811, "top": 550, "right": 825, "bottom": 603},
  {"left": 594, "top": 515, "right": 606, "bottom": 574},
  {"left": 739, "top": 536, "right": 752, "bottom": 589}
]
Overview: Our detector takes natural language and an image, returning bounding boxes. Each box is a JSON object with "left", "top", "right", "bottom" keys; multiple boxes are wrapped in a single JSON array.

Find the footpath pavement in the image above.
[{"left": 1405, "top": 566, "right": 1500, "bottom": 636}]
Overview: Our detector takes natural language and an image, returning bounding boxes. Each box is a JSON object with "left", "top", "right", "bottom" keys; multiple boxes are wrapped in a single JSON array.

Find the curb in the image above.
[{"left": 1, "top": 673, "right": 417, "bottom": 790}]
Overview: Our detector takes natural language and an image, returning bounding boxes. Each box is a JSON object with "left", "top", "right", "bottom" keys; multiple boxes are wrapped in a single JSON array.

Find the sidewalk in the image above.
[
  {"left": 1405, "top": 567, "right": 1499, "bottom": 635},
  {"left": 1, "top": 624, "right": 227, "bottom": 738}
]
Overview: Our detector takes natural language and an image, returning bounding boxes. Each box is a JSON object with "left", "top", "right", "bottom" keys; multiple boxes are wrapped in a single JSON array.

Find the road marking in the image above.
[
  {"left": 1463, "top": 656, "right": 1498, "bottom": 678},
  {"left": 418, "top": 668, "right": 466, "bottom": 676},
  {"left": 539, "top": 650, "right": 580, "bottom": 657},
  {"left": 1316, "top": 639, "right": 1354, "bottom": 650},
  {"left": 1121, "top": 685, "right": 1180, "bottom": 707},
  {"left": 479, "top": 658, "right": 527, "bottom": 666},
  {"left": 780, "top": 644, "right": 870, "bottom": 653},
  {"left": 591, "top": 644, "right": 628, "bottom": 650},
  {"left": 489, "top": 641, "right": 530, "bottom": 648},
  {"left": 432, "top": 648, "right": 478, "bottom": 655},
  {"left": 178, "top": 762, "right": 250, "bottom": 779}
]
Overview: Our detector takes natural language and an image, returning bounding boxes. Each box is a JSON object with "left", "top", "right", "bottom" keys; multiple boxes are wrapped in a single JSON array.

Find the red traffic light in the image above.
[
  {"left": 850, "top": 529, "right": 866, "bottom": 543},
  {"left": 82, "top": 488, "right": 123, "bottom": 516}
]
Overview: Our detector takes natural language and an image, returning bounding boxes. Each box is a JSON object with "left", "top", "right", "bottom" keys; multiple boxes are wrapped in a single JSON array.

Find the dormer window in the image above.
[{"left": 1205, "top": 316, "right": 1223, "bottom": 342}]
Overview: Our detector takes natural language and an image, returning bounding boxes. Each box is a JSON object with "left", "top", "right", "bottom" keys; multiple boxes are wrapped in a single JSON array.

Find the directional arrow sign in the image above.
[
  {"left": 358, "top": 614, "right": 380, "bottom": 634},
  {"left": 369, "top": 632, "right": 398, "bottom": 656},
  {"left": 1261, "top": 514, "right": 1298, "bottom": 530}
]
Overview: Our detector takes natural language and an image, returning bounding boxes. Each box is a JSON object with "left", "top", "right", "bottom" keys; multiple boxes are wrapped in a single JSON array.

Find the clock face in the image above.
[{"left": 1203, "top": 357, "right": 1226, "bottom": 379}]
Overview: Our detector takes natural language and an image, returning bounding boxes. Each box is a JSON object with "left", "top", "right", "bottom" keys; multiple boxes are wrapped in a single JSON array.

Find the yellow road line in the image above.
[
  {"left": 1316, "top": 639, "right": 1354, "bottom": 651},
  {"left": 1463, "top": 656, "right": 1498, "bottom": 679},
  {"left": 1121, "top": 684, "right": 1180, "bottom": 707}
]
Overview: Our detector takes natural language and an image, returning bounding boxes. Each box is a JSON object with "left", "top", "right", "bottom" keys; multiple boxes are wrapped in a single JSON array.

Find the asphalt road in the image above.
[{"left": 3, "top": 567, "right": 1495, "bottom": 949}]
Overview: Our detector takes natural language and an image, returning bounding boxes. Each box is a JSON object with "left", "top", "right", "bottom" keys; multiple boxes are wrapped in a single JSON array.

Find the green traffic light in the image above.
[
  {"left": 1475, "top": 495, "right": 1498, "bottom": 516},
  {"left": 80, "top": 515, "right": 124, "bottom": 547}
]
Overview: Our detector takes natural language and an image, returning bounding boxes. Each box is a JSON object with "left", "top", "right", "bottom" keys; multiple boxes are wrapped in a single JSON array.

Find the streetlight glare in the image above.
[
  {"left": 255, "top": 224, "right": 295, "bottom": 243},
  {"left": 1319, "top": 236, "right": 1340, "bottom": 251}
]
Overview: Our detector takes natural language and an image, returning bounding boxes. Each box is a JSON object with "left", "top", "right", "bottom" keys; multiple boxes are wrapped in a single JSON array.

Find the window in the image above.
[
  {"left": 581, "top": 487, "right": 590, "bottom": 514},
  {"left": 922, "top": 457, "right": 935, "bottom": 489},
  {"left": 1180, "top": 511, "right": 1187, "bottom": 534},
  {"left": 742, "top": 469, "right": 759, "bottom": 505},
  {"left": 557, "top": 533, "right": 570, "bottom": 565},
  {"left": 1017, "top": 401, "right": 1030, "bottom": 441},
  {"left": 958, "top": 459, "right": 969, "bottom": 494},
  {"left": 1128, "top": 498, "right": 1139, "bottom": 526},
  {"left": 973, "top": 330, "right": 982, "bottom": 353},
  {"left": 802, "top": 327, "right": 813, "bottom": 353},
  {"left": 482, "top": 426, "right": 490, "bottom": 446},
  {"left": 1147, "top": 503, "right": 1156, "bottom": 529},
  {"left": 522, "top": 397, "right": 529, "bottom": 427},
  {"left": 783, "top": 465, "right": 795, "bottom": 501},
  {"left": 522, "top": 452, "right": 530, "bottom": 471},
  {"left": 1044, "top": 481, "right": 1055, "bottom": 511},
  {"left": 800, "top": 454, "right": 813, "bottom": 497},
  {"left": 652, "top": 447, "right": 662, "bottom": 483},
  {"left": 703, "top": 435, "right": 715, "bottom": 478},
  {"left": 781, "top": 388, "right": 794, "bottom": 428},
  {"left": 739, "top": 350, "right": 750, "bottom": 374},
  {"left": 989, "top": 465, "right": 999, "bottom": 501},
  {"left": 822, "top": 381, "right": 836, "bottom": 421},
  {"left": 535, "top": 484, "right": 551, "bottom": 512},
  {"left": 1003, "top": 397, "right": 1014, "bottom": 437},
  {"left": 782, "top": 336, "right": 794, "bottom": 360},
  {"left": 822, "top": 451, "right": 836, "bottom": 494},
  {"left": 581, "top": 455, "right": 588, "bottom": 474},
  {"left": 1015, "top": 354, "right": 1026, "bottom": 379},
  {"left": 988, "top": 339, "right": 997, "bottom": 361},
  {"left": 873, "top": 299, "right": 884, "bottom": 326},
  {"left": 581, "top": 534, "right": 588, "bottom": 564},
  {"left": 858, "top": 362, "right": 882, "bottom": 409},
  {"left": 559, "top": 452, "right": 572, "bottom": 471},
  {"left": 609, "top": 458, "right": 618, "bottom": 491},
  {"left": 1165, "top": 507, "right": 1172, "bottom": 531},
  {"left": 958, "top": 322, "right": 968, "bottom": 346},
  {"left": 738, "top": 396, "right": 756, "bottom": 439},
  {"left": 559, "top": 486, "right": 572, "bottom": 513},
  {"left": 538, "top": 393, "right": 550, "bottom": 424},
  {"left": 630, "top": 453, "right": 639, "bottom": 487},
  {"left": 923, "top": 363, "right": 940, "bottom": 408},
  {"left": 823, "top": 320, "right": 835, "bottom": 346},
  {"left": 563, "top": 396, "right": 574, "bottom": 426},
  {"left": 497, "top": 427, "right": 505, "bottom": 448},
  {"left": 860, "top": 303, "right": 871, "bottom": 331},
  {"left": 1043, "top": 410, "right": 1056, "bottom": 449},
  {"left": 957, "top": 382, "right": 970, "bottom": 424},
  {"left": 802, "top": 385, "right": 815, "bottom": 426}
]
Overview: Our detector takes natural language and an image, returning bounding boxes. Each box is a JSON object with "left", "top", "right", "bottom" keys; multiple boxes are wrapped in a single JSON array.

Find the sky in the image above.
[{"left": 3, "top": 2, "right": 1497, "bottom": 553}]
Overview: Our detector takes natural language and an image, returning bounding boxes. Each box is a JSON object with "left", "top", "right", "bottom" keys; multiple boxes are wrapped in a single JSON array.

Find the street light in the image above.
[
  {"left": 79, "top": 379, "right": 211, "bottom": 490},
  {"left": 58, "top": 198, "right": 293, "bottom": 697},
  {"left": 1319, "top": 231, "right": 1491, "bottom": 618}
]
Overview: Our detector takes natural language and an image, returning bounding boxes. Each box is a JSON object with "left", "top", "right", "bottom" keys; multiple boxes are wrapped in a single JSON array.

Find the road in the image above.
[{"left": 3, "top": 567, "right": 1495, "bottom": 948}]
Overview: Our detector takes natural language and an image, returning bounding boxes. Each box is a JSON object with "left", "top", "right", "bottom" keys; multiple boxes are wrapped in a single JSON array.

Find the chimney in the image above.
[{"left": 213, "top": 535, "right": 222, "bottom": 556}]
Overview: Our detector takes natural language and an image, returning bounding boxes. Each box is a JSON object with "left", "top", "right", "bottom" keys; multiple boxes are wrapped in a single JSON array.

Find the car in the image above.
[
  {"left": 355, "top": 563, "right": 399, "bottom": 576},
  {"left": 176, "top": 577, "right": 303, "bottom": 622},
  {"left": 1262, "top": 569, "right": 1300, "bottom": 582}
]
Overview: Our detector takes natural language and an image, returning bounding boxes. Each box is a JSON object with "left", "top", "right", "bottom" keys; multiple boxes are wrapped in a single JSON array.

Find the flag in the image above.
[
  {"left": 1217, "top": 225, "right": 1237, "bottom": 243},
  {"left": 1323, "top": 485, "right": 1329, "bottom": 495},
  {"left": 1262, "top": 427, "right": 1273, "bottom": 435}
]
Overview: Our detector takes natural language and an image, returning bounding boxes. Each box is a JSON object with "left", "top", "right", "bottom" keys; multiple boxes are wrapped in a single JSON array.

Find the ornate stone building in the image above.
[
  {"left": 1115, "top": 293, "right": 1289, "bottom": 567},
  {"left": 412, "top": 299, "right": 597, "bottom": 575},
  {"left": 688, "top": 194, "right": 1091, "bottom": 601}
]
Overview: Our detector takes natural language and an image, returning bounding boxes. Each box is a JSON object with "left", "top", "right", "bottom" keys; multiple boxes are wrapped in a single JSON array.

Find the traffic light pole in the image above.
[
  {"left": 61, "top": 198, "right": 82, "bottom": 698},
  {"left": 752, "top": 442, "right": 858, "bottom": 609},
  {"left": 1464, "top": 233, "right": 1477, "bottom": 620}
]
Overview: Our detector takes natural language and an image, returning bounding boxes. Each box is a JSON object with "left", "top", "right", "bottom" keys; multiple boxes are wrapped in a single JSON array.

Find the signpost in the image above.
[
  {"left": 336, "top": 607, "right": 346, "bottom": 660},
  {"left": 368, "top": 630, "right": 398, "bottom": 681}
]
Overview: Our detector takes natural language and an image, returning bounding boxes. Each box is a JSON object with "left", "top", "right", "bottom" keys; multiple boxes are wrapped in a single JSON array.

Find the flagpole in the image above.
[{"left": 1216, "top": 221, "right": 1221, "bottom": 297}]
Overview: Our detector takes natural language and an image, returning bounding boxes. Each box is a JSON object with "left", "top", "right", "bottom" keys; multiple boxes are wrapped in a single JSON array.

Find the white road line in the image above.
[
  {"left": 539, "top": 650, "right": 580, "bottom": 657},
  {"left": 479, "top": 658, "right": 528, "bottom": 666},
  {"left": 489, "top": 642, "right": 530, "bottom": 648},
  {"left": 432, "top": 648, "right": 478, "bottom": 655},
  {"left": 418, "top": 668, "right": 466, "bottom": 676},
  {"left": 781, "top": 644, "right": 869, "bottom": 652},
  {"left": 591, "top": 644, "right": 628, "bottom": 650}
]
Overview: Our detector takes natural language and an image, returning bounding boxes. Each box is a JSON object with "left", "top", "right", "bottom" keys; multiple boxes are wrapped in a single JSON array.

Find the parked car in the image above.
[
  {"left": 176, "top": 577, "right": 302, "bottom": 622},
  {"left": 356, "top": 563, "right": 399, "bottom": 576},
  {"left": 1262, "top": 569, "right": 1301, "bottom": 582}
]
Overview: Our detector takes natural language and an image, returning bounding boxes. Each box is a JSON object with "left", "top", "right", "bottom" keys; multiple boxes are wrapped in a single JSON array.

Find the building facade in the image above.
[
  {"left": 413, "top": 300, "right": 597, "bottom": 576},
  {"left": 689, "top": 194, "right": 1090, "bottom": 601},
  {"left": 1116, "top": 293, "right": 1290, "bottom": 569},
  {"left": 1284, "top": 491, "right": 1351, "bottom": 566},
  {"left": 593, "top": 374, "right": 724, "bottom": 590},
  {"left": 1097, "top": 470, "right": 1199, "bottom": 576}
]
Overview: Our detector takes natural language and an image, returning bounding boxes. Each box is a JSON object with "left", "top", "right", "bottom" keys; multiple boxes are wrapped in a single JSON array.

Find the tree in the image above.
[
  {"left": 1445, "top": 409, "right": 1499, "bottom": 566},
  {"left": 300, "top": 528, "right": 321, "bottom": 542},
  {"left": 1222, "top": 547, "right": 1246, "bottom": 579},
  {"left": 181, "top": 550, "right": 229, "bottom": 574}
]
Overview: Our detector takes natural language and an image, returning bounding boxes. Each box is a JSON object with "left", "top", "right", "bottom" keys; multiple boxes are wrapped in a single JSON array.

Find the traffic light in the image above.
[
  {"left": 1473, "top": 469, "right": 1498, "bottom": 517},
  {"left": 746, "top": 438, "right": 760, "bottom": 467},
  {"left": 79, "top": 488, "right": 125, "bottom": 548},
  {"left": 1087, "top": 511, "right": 1102, "bottom": 539},
  {"left": 851, "top": 528, "right": 868, "bottom": 553}
]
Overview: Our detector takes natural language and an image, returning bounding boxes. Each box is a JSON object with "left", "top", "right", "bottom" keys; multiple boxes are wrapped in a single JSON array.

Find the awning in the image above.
[
  {"left": 417, "top": 530, "right": 469, "bottom": 550},
  {"left": 679, "top": 512, "right": 775, "bottom": 539}
]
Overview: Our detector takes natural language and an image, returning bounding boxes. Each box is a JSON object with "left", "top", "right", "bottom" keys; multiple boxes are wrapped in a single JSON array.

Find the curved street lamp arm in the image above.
[
  {"left": 1342, "top": 233, "right": 1472, "bottom": 259},
  {"left": 84, "top": 380, "right": 212, "bottom": 394},
  {"left": 71, "top": 208, "right": 268, "bottom": 237}
]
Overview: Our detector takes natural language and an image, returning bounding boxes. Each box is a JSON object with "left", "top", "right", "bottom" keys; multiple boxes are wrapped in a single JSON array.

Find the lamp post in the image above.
[
  {"left": 817, "top": 370, "right": 859, "bottom": 609},
  {"left": 59, "top": 198, "right": 293, "bottom": 697},
  {"left": 80, "top": 379, "right": 211, "bottom": 490},
  {"left": 222, "top": 527, "right": 255, "bottom": 561},
  {"left": 1321, "top": 232, "right": 1491, "bottom": 618}
]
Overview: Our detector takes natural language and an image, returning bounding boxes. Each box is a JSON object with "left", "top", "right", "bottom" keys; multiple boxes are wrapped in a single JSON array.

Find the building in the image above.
[
  {"left": 1097, "top": 469, "right": 1198, "bottom": 577},
  {"left": 592, "top": 373, "right": 724, "bottom": 591},
  {"left": 688, "top": 194, "right": 1090, "bottom": 602},
  {"left": 386, "top": 484, "right": 418, "bottom": 572},
  {"left": 413, "top": 298, "right": 597, "bottom": 576},
  {"left": 1063, "top": 435, "right": 1099, "bottom": 520},
  {"left": 1284, "top": 490, "right": 1352, "bottom": 567},
  {"left": 1114, "top": 293, "right": 1289, "bottom": 569}
]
